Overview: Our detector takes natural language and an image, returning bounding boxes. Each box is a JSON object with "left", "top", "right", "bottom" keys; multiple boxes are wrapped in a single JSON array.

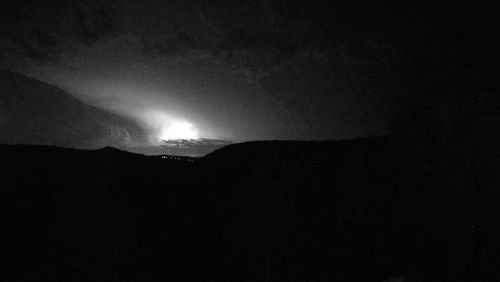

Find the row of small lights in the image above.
[{"left": 161, "top": 156, "right": 194, "bottom": 162}]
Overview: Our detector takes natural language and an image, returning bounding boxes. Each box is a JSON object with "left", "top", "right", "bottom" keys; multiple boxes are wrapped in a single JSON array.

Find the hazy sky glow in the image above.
[
  {"left": 18, "top": 38, "right": 227, "bottom": 146},
  {"left": 0, "top": 1, "right": 496, "bottom": 155},
  {"left": 19, "top": 35, "right": 281, "bottom": 145}
]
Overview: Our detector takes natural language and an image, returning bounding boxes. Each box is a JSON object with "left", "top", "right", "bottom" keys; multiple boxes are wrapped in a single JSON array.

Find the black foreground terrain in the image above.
[{"left": 2, "top": 136, "right": 500, "bottom": 282}]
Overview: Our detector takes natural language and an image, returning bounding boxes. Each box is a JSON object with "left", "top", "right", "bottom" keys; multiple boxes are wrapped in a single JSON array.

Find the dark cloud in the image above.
[
  {"left": 33, "top": 28, "right": 59, "bottom": 49},
  {"left": 161, "top": 138, "right": 231, "bottom": 149},
  {"left": 3, "top": 32, "right": 52, "bottom": 61},
  {"left": 0, "top": 70, "right": 146, "bottom": 148},
  {"left": 72, "top": 5, "right": 120, "bottom": 46},
  {"left": 1, "top": 1, "right": 498, "bottom": 148},
  {"left": 129, "top": 138, "right": 232, "bottom": 157},
  {"left": 0, "top": 0, "right": 123, "bottom": 63},
  {"left": 2, "top": 1, "right": 495, "bottom": 72},
  {"left": 0, "top": 0, "right": 69, "bottom": 61},
  {"left": 152, "top": 27, "right": 200, "bottom": 56}
]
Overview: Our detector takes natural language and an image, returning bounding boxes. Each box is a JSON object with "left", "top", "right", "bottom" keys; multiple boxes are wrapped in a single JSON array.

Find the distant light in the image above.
[{"left": 158, "top": 119, "right": 199, "bottom": 141}]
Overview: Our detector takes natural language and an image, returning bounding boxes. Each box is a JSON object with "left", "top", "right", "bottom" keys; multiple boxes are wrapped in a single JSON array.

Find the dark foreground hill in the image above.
[{"left": 2, "top": 137, "right": 500, "bottom": 282}]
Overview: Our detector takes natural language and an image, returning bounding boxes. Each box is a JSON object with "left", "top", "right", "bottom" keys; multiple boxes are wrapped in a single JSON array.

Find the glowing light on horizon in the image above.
[
  {"left": 158, "top": 119, "right": 199, "bottom": 141},
  {"left": 142, "top": 110, "right": 201, "bottom": 144}
]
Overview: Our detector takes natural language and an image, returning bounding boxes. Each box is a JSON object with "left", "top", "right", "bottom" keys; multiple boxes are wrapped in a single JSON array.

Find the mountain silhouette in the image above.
[{"left": 2, "top": 136, "right": 499, "bottom": 281}]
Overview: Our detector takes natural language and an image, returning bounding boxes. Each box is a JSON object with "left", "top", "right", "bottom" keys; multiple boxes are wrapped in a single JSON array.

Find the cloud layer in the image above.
[
  {"left": 129, "top": 138, "right": 232, "bottom": 157},
  {"left": 1, "top": 1, "right": 497, "bottom": 145},
  {"left": 0, "top": 70, "right": 145, "bottom": 148}
]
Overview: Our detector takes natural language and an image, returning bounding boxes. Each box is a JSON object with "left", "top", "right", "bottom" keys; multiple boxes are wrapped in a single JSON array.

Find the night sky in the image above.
[{"left": 1, "top": 1, "right": 498, "bottom": 155}]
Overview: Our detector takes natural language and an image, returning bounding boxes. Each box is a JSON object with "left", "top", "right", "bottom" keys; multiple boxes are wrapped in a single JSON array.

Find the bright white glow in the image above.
[
  {"left": 142, "top": 111, "right": 200, "bottom": 144},
  {"left": 158, "top": 120, "right": 199, "bottom": 140}
]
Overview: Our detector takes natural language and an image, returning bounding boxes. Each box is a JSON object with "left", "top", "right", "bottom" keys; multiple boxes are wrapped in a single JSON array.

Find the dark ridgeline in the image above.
[
  {"left": 1, "top": 1, "right": 499, "bottom": 281},
  {"left": 2, "top": 131, "right": 499, "bottom": 282}
]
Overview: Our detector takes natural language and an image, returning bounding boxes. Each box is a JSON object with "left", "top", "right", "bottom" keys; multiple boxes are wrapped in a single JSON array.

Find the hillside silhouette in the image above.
[{"left": 2, "top": 135, "right": 500, "bottom": 282}]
